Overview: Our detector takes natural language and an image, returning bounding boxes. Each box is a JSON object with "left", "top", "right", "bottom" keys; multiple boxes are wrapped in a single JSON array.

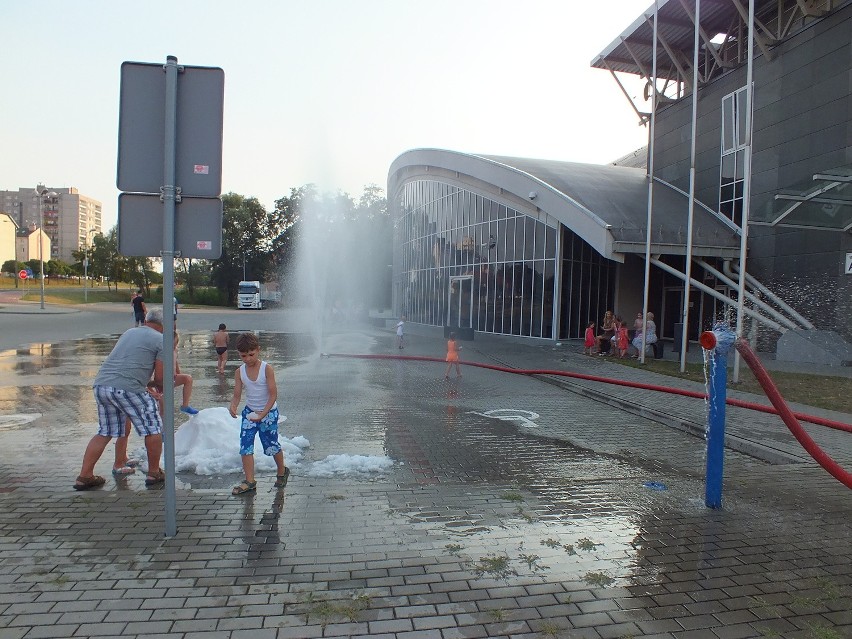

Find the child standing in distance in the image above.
[
  {"left": 396, "top": 316, "right": 405, "bottom": 349},
  {"left": 214, "top": 323, "right": 229, "bottom": 374},
  {"left": 444, "top": 332, "right": 462, "bottom": 379},
  {"left": 616, "top": 316, "right": 630, "bottom": 358},
  {"left": 228, "top": 333, "right": 288, "bottom": 495},
  {"left": 583, "top": 321, "right": 596, "bottom": 355}
]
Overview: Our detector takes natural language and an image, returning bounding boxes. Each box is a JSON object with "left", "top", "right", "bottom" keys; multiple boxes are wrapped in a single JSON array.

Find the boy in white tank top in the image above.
[{"left": 228, "top": 333, "right": 289, "bottom": 495}]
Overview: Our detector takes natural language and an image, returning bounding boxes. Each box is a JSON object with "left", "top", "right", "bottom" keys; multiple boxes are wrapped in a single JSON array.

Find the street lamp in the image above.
[{"left": 33, "top": 186, "right": 57, "bottom": 310}]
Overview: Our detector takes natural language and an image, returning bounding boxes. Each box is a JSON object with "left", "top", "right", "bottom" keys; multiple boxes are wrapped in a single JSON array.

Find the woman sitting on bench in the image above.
[{"left": 631, "top": 312, "right": 658, "bottom": 357}]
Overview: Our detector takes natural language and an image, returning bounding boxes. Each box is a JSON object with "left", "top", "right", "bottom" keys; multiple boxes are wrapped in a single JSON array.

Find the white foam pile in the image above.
[{"left": 169, "top": 407, "right": 394, "bottom": 478}]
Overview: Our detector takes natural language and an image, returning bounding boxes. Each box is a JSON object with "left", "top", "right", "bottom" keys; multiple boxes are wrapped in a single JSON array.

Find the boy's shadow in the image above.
[{"left": 242, "top": 487, "right": 287, "bottom": 561}]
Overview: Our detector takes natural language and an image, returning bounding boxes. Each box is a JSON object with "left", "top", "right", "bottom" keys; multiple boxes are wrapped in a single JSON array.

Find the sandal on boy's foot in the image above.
[
  {"left": 232, "top": 480, "right": 257, "bottom": 495},
  {"left": 112, "top": 465, "right": 136, "bottom": 477},
  {"left": 180, "top": 405, "right": 200, "bottom": 415},
  {"left": 144, "top": 469, "right": 166, "bottom": 486},
  {"left": 74, "top": 475, "right": 106, "bottom": 491},
  {"left": 274, "top": 468, "right": 291, "bottom": 488}
]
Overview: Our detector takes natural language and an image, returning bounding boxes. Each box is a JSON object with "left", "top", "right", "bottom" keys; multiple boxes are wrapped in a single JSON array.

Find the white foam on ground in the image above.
[
  {"left": 0, "top": 413, "right": 41, "bottom": 431},
  {"left": 168, "top": 407, "right": 394, "bottom": 478},
  {"left": 173, "top": 407, "right": 305, "bottom": 474},
  {"left": 306, "top": 454, "right": 394, "bottom": 478}
]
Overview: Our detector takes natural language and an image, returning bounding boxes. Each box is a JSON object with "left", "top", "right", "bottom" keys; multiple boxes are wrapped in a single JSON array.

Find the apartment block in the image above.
[{"left": 0, "top": 187, "right": 102, "bottom": 264}]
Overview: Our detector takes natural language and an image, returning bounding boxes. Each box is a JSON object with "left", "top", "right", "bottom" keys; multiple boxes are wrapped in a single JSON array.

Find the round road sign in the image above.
[{"left": 18, "top": 270, "right": 28, "bottom": 280}]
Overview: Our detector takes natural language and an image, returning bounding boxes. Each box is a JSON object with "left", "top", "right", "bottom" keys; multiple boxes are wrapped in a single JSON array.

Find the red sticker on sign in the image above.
[{"left": 193, "top": 165, "right": 210, "bottom": 175}]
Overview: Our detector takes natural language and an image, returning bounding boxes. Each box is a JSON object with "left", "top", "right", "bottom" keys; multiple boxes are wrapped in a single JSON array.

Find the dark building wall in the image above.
[{"left": 650, "top": 5, "right": 851, "bottom": 340}]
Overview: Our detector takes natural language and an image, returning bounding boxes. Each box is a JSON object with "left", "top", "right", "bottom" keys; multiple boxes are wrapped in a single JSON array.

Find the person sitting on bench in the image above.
[{"left": 631, "top": 312, "right": 658, "bottom": 357}]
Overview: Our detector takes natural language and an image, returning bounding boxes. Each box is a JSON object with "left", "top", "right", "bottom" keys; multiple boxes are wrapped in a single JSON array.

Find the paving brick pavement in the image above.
[{"left": 0, "top": 319, "right": 850, "bottom": 639}]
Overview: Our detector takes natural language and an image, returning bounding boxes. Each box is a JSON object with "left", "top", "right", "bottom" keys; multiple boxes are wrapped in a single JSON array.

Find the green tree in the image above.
[
  {"left": 2, "top": 259, "right": 24, "bottom": 274},
  {"left": 25, "top": 259, "right": 44, "bottom": 277},
  {"left": 71, "top": 232, "right": 104, "bottom": 282},
  {"left": 2, "top": 260, "right": 26, "bottom": 289},
  {"left": 211, "top": 185, "right": 390, "bottom": 309},
  {"left": 46, "top": 259, "right": 71, "bottom": 277},
  {"left": 211, "top": 193, "right": 273, "bottom": 305}
]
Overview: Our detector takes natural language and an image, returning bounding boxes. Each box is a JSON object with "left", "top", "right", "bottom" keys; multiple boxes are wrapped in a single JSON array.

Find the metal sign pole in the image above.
[{"left": 161, "top": 55, "right": 179, "bottom": 537}]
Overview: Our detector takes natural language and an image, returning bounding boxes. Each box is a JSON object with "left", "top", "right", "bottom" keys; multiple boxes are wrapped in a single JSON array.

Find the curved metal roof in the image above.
[{"left": 388, "top": 148, "right": 742, "bottom": 261}]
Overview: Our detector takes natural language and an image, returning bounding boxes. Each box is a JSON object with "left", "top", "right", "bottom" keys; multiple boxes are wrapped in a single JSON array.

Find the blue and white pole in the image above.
[{"left": 700, "top": 322, "right": 737, "bottom": 509}]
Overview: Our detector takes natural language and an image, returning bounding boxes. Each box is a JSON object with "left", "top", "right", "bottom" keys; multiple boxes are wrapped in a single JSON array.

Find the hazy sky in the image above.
[{"left": 1, "top": 0, "right": 650, "bottom": 230}]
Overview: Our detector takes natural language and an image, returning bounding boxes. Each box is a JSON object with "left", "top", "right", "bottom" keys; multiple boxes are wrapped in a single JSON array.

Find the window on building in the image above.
[{"left": 719, "top": 86, "right": 749, "bottom": 226}]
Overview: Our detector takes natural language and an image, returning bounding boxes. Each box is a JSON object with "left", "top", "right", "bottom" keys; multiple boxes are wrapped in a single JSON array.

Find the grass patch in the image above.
[
  {"left": 576, "top": 537, "right": 600, "bottom": 551},
  {"left": 605, "top": 355, "right": 851, "bottom": 413},
  {"left": 488, "top": 608, "right": 507, "bottom": 623},
  {"left": 518, "top": 553, "right": 548, "bottom": 573},
  {"left": 471, "top": 554, "right": 516, "bottom": 579},
  {"left": 500, "top": 491, "right": 524, "bottom": 502},
  {"left": 303, "top": 592, "right": 371, "bottom": 629},
  {"left": 21, "top": 287, "right": 130, "bottom": 305},
  {"left": 537, "top": 620, "right": 565, "bottom": 637},
  {"left": 805, "top": 622, "right": 842, "bottom": 639},
  {"left": 582, "top": 571, "right": 615, "bottom": 588}
]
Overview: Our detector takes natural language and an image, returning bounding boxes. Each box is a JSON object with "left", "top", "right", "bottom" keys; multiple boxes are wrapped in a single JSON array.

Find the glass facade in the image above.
[
  {"left": 394, "top": 179, "right": 617, "bottom": 340},
  {"left": 559, "top": 229, "right": 616, "bottom": 340}
]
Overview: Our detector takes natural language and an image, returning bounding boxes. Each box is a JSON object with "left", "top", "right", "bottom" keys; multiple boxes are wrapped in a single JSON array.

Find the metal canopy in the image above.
[
  {"left": 591, "top": 0, "right": 844, "bottom": 120},
  {"left": 480, "top": 154, "right": 741, "bottom": 256},
  {"left": 752, "top": 164, "right": 852, "bottom": 231},
  {"left": 387, "top": 149, "right": 742, "bottom": 261}
]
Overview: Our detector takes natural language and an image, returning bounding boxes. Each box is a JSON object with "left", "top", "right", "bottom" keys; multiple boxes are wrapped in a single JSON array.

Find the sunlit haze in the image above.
[{"left": 1, "top": 0, "right": 649, "bottom": 229}]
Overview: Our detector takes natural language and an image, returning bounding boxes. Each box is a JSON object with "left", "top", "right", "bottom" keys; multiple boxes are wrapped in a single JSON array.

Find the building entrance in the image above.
[{"left": 447, "top": 276, "right": 473, "bottom": 332}]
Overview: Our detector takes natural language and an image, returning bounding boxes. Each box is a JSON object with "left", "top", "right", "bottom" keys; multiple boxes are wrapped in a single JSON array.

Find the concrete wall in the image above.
[{"left": 650, "top": 5, "right": 852, "bottom": 342}]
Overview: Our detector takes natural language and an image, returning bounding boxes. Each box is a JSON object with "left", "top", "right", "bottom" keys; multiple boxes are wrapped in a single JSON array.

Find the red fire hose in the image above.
[
  {"left": 734, "top": 339, "right": 852, "bottom": 489},
  {"left": 326, "top": 352, "right": 852, "bottom": 434}
]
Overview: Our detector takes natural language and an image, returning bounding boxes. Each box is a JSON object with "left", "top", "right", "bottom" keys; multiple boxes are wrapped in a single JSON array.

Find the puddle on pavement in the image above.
[{"left": 1, "top": 330, "right": 716, "bottom": 589}]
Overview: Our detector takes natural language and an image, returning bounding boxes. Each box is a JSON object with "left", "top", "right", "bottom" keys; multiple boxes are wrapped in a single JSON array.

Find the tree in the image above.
[
  {"left": 211, "top": 185, "right": 390, "bottom": 309},
  {"left": 2, "top": 259, "right": 24, "bottom": 274},
  {"left": 211, "top": 193, "right": 273, "bottom": 305},
  {"left": 2, "top": 260, "right": 26, "bottom": 289}
]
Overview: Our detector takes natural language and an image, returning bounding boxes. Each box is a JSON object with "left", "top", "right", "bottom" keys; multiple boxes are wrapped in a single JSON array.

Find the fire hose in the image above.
[{"left": 326, "top": 352, "right": 852, "bottom": 434}]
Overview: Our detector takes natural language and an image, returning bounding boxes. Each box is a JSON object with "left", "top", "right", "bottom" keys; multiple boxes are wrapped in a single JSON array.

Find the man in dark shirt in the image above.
[{"left": 131, "top": 291, "right": 146, "bottom": 326}]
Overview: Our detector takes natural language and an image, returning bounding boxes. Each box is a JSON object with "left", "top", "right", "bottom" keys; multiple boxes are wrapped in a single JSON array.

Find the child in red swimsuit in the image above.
[
  {"left": 584, "top": 321, "right": 596, "bottom": 355},
  {"left": 444, "top": 332, "right": 462, "bottom": 379}
]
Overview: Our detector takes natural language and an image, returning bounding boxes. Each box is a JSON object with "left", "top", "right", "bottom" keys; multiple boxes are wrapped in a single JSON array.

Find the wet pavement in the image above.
[{"left": 0, "top": 306, "right": 850, "bottom": 639}]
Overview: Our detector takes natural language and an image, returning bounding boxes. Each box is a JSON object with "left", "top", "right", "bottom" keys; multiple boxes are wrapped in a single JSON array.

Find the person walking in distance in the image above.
[
  {"left": 396, "top": 315, "right": 405, "bottom": 349},
  {"left": 228, "top": 333, "right": 289, "bottom": 495},
  {"left": 74, "top": 308, "right": 167, "bottom": 490},
  {"left": 214, "top": 323, "right": 229, "bottom": 374},
  {"left": 131, "top": 290, "right": 146, "bottom": 327}
]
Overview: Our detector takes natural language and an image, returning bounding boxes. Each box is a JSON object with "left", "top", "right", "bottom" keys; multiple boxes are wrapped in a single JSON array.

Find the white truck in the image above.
[{"left": 237, "top": 280, "right": 282, "bottom": 310}]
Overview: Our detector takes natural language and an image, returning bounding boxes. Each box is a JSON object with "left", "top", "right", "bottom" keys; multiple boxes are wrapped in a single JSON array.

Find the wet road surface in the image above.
[{"left": 0, "top": 325, "right": 850, "bottom": 638}]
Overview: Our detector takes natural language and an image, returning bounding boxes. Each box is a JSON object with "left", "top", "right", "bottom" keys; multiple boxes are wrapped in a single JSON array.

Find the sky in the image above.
[{"left": 1, "top": 0, "right": 650, "bottom": 231}]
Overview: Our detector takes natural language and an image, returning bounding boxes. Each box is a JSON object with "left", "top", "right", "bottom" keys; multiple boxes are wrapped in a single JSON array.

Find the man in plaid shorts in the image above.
[{"left": 74, "top": 308, "right": 166, "bottom": 490}]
